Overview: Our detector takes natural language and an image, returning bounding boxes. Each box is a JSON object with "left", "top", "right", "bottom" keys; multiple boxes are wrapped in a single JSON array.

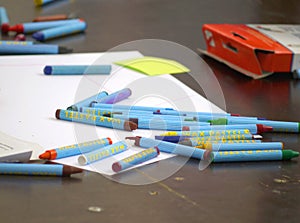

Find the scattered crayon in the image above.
[
  {"left": 112, "top": 147, "right": 160, "bottom": 172},
  {"left": 0, "top": 44, "right": 72, "bottom": 54},
  {"left": 0, "top": 7, "right": 10, "bottom": 33},
  {"left": 43, "top": 65, "right": 111, "bottom": 75},
  {"left": 95, "top": 88, "right": 132, "bottom": 104}
]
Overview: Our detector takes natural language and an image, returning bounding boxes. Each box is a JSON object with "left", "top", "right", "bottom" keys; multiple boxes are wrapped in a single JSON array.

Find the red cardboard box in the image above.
[{"left": 200, "top": 24, "right": 300, "bottom": 79}]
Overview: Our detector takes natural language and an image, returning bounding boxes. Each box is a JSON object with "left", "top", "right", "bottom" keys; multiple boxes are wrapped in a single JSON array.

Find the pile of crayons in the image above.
[
  {"left": 0, "top": 4, "right": 87, "bottom": 54},
  {"left": 54, "top": 87, "right": 299, "bottom": 165}
]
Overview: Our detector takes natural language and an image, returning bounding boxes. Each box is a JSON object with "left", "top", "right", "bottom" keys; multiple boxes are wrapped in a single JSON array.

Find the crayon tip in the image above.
[
  {"left": 1, "top": 23, "right": 10, "bottom": 34},
  {"left": 182, "top": 126, "right": 190, "bottom": 131},
  {"left": 256, "top": 124, "right": 273, "bottom": 133},
  {"left": 282, "top": 150, "right": 299, "bottom": 160},
  {"left": 112, "top": 162, "right": 122, "bottom": 172},
  {"left": 125, "top": 136, "right": 141, "bottom": 146},
  {"left": 55, "top": 109, "right": 61, "bottom": 119},
  {"left": 124, "top": 120, "right": 138, "bottom": 131},
  {"left": 39, "top": 151, "right": 51, "bottom": 159},
  {"left": 62, "top": 165, "right": 83, "bottom": 176},
  {"left": 43, "top": 66, "right": 52, "bottom": 75}
]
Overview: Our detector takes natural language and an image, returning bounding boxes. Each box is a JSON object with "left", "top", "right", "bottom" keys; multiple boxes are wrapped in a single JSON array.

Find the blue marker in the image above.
[
  {"left": 67, "top": 91, "right": 108, "bottom": 111},
  {"left": 78, "top": 141, "right": 128, "bottom": 165},
  {"left": 91, "top": 103, "right": 175, "bottom": 112},
  {"left": 39, "top": 137, "right": 113, "bottom": 160},
  {"left": 43, "top": 65, "right": 111, "bottom": 75},
  {"left": 0, "top": 163, "right": 82, "bottom": 176},
  {"left": 182, "top": 124, "right": 273, "bottom": 134},
  {"left": 9, "top": 19, "right": 83, "bottom": 33},
  {"left": 0, "top": 44, "right": 72, "bottom": 54},
  {"left": 55, "top": 109, "right": 138, "bottom": 131},
  {"left": 0, "top": 7, "right": 10, "bottom": 33},
  {"left": 96, "top": 88, "right": 132, "bottom": 104},
  {"left": 126, "top": 136, "right": 213, "bottom": 161},
  {"left": 203, "top": 142, "right": 283, "bottom": 151},
  {"left": 112, "top": 147, "right": 160, "bottom": 172},
  {"left": 32, "top": 20, "right": 87, "bottom": 41},
  {"left": 209, "top": 118, "right": 300, "bottom": 133},
  {"left": 213, "top": 150, "right": 299, "bottom": 162}
]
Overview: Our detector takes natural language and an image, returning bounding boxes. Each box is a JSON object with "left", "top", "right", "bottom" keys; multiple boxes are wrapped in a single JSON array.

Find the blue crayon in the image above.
[
  {"left": 0, "top": 7, "right": 9, "bottom": 33},
  {"left": 180, "top": 136, "right": 262, "bottom": 146},
  {"left": 96, "top": 88, "right": 132, "bottom": 104},
  {"left": 67, "top": 91, "right": 108, "bottom": 111},
  {"left": 0, "top": 44, "right": 72, "bottom": 54},
  {"left": 82, "top": 107, "right": 154, "bottom": 117},
  {"left": 213, "top": 150, "right": 299, "bottom": 162},
  {"left": 0, "top": 163, "right": 82, "bottom": 176},
  {"left": 32, "top": 20, "right": 87, "bottom": 41},
  {"left": 0, "top": 40, "right": 33, "bottom": 45},
  {"left": 39, "top": 137, "right": 112, "bottom": 160},
  {"left": 55, "top": 109, "right": 137, "bottom": 131},
  {"left": 43, "top": 65, "right": 111, "bottom": 75},
  {"left": 91, "top": 103, "right": 174, "bottom": 112},
  {"left": 182, "top": 124, "right": 273, "bottom": 134},
  {"left": 78, "top": 141, "right": 128, "bottom": 165},
  {"left": 155, "top": 109, "right": 232, "bottom": 117},
  {"left": 210, "top": 118, "right": 300, "bottom": 133},
  {"left": 126, "top": 136, "right": 213, "bottom": 161},
  {"left": 160, "top": 129, "right": 252, "bottom": 137},
  {"left": 203, "top": 142, "right": 283, "bottom": 151},
  {"left": 9, "top": 19, "right": 83, "bottom": 33},
  {"left": 112, "top": 147, "right": 160, "bottom": 172}
]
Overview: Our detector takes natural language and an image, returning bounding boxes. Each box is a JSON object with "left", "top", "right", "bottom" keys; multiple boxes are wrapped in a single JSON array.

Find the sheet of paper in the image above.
[
  {"left": 0, "top": 51, "right": 224, "bottom": 175},
  {"left": 115, "top": 56, "right": 190, "bottom": 76}
]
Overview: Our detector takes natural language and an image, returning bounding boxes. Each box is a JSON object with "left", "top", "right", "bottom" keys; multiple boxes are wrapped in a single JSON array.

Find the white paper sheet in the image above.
[{"left": 0, "top": 51, "right": 224, "bottom": 175}]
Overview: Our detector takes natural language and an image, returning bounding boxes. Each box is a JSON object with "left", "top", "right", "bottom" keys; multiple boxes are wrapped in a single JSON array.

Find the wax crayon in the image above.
[
  {"left": 212, "top": 150, "right": 299, "bottom": 162},
  {"left": 178, "top": 134, "right": 261, "bottom": 146},
  {"left": 81, "top": 107, "right": 154, "bottom": 117},
  {"left": 95, "top": 88, "right": 132, "bottom": 104},
  {"left": 0, "top": 41, "right": 33, "bottom": 45},
  {"left": 8, "top": 19, "right": 83, "bottom": 33},
  {"left": 67, "top": 91, "right": 108, "bottom": 111},
  {"left": 0, "top": 7, "right": 9, "bottom": 33},
  {"left": 55, "top": 109, "right": 137, "bottom": 131},
  {"left": 155, "top": 134, "right": 262, "bottom": 144},
  {"left": 126, "top": 117, "right": 209, "bottom": 131},
  {"left": 112, "top": 147, "right": 160, "bottom": 172},
  {"left": 43, "top": 65, "right": 111, "bottom": 75},
  {"left": 182, "top": 124, "right": 272, "bottom": 134},
  {"left": 0, "top": 44, "right": 72, "bottom": 54},
  {"left": 91, "top": 103, "right": 174, "bottom": 112},
  {"left": 154, "top": 109, "right": 235, "bottom": 117},
  {"left": 0, "top": 163, "right": 82, "bottom": 176},
  {"left": 125, "top": 136, "right": 213, "bottom": 161},
  {"left": 78, "top": 141, "right": 128, "bottom": 165},
  {"left": 39, "top": 137, "right": 112, "bottom": 160},
  {"left": 32, "top": 20, "right": 87, "bottom": 41},
  {"left": 202, "top": 142, "right": 283, "bottom": 151},
  {"left": 209, "top": 118, "right": 300, "bottom": 133},
  {"left": 160, "top": 129, "right": 252, "bottom": 137}
]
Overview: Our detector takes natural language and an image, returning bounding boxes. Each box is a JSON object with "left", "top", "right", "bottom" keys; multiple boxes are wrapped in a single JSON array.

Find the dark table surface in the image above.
[{"left": 1, "top": 1, "right": 300, "bottom": 223}]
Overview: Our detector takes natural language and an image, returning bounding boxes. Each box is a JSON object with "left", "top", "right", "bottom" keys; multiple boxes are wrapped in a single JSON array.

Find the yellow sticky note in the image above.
[{"left": 114, "top": 56, "right": 190, "bottom": 76}]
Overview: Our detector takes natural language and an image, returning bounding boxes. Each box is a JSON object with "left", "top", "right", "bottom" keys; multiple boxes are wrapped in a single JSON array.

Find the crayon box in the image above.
[{"left": 199, "top": 24, "right": 300, "bottom": 79}]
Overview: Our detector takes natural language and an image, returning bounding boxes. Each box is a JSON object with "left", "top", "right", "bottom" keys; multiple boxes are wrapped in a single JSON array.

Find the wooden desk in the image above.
[{"left": 1, "top": 1, "right": 300, "bottom": 223}]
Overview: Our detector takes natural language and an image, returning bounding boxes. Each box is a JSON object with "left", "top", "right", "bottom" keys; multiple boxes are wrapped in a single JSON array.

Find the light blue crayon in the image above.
[
  {"left": 126, "top": 136, "right": 213, "bottom": 161},
  {"left": 161, "top": 129, "right": 252, "bottom": 137},
  {"left": 0, "top": 40, "right": 33, "bottom": 45},
  {"left": 10, "top": 19, "right": 83, "bottom": 33},
  {"left": 112, "top": 147, "right": 160, "bottom": 172},
  {"left": 35, "top": 0, "right": 56, "bottom": 6},
  {"left": 78, "top": 141, "right": 128, "bottom": 165},
  {"left": 111, "top": 113, "right": 198, "bottom": 122},
  {"left": 0, "top": 44, "right": 72, "bottom": 54},
  {"left": 210, "top": 118, "right": 300, "bottom": 133},
  {"left": 212, "top": 150, "right": 299, "bottom": 162},
  {"left": 43, "top": 65, "right": 111, "bottom": 75},
  {"left": 204, "top": 142, "right": 283, "bottom": 151},
  {"left": 96, "top": 88, "right": 132, "bottom": 104},
  {"left": 155, "top": 109, "right": 231, "bottom": 117},
  {"left": 181, "top": 138, "right": 261, "bottom": 147},
  {"left": 32, "top": 20, "right": 87, "bottom": 41},
  {"left": 82, "top": 107, "right": 154, "bottom": 117},
  {"left": 39, "top": 137, "right": 112, "bottom": 160},
  {"left": 55, "top": 109, "right": 137, "bottom": 131},
  {"left": 67, "top": 91, "right": 108, "bottom": 111},
  {"left": 91, "top": 103, "right": 174, "bottom": 112},
  {"left": 182, "top": 124, "right": 272, "bottom": 134},
  {"left": 0, "top": 7, "right": 9, "bottom": 33},
  {"left": 0, "top": 163, "right": 63, "bottom": 176}
]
